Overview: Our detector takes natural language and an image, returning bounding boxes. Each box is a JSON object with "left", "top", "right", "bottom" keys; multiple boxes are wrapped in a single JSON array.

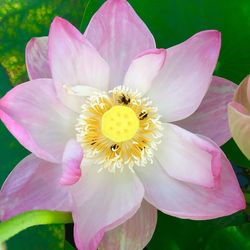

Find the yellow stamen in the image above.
[
  {"left": 75, "top": 86, "right": 163, "bottom": 172},
  {"left": 101, "top": 106, "right": 139, "bottom": 142}
]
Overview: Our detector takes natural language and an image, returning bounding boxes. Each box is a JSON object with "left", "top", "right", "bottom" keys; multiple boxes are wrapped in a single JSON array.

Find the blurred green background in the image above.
[{"left": 0, "top": 0, "right": 250, "bottom": 249}]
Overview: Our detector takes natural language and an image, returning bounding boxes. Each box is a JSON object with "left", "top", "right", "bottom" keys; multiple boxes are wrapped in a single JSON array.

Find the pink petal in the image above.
[
  {"left": 70, "top": 161, "right": 144, "bottom": 250},
  {"left": 59, "top": 140, "right": 83, "bottom": 186},
  {"left": 228, "top": 101, "right": 250, "bottom": 159},
  {"left": 99, "top": 200, "right": 157, "bottom": 250},
  {"left": 124, "top": 49, "right": 166, "bottom": 94},
  {"left": 175, "top": 76, "right": 237, "bottom": 146},
  {"left": 156, "top": 123, "right": 221, "bottom": 188},
  {"left": 48, "top": 17, "right": 110, "bottom": 111},
  {"left": 0, "top": 79, "right": 77, "bottom": 163},
  {"left": 0, "top": 154, "right": 71, "bottom": 221},
  {"left": 136, "top": 151, "right": 245, "bottom": 220},
  {"left": 25, "top": 37, "right": 51, "bottom": 80},
  {"left": 148, "top": 30, "right": 221, "bottom": 122},
  {"left": 84, "top": 0, "right": 156, "bottom": 89}
]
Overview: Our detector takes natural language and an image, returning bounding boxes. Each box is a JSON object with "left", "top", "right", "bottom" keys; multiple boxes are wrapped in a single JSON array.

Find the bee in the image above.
[
  {"left": 139, "top": 111, "right": 148, "bottom": 120},
  {"left": 110, "top": 144, "right": 119, "bottom": 152},
  {"left": 118, "top": 94, "right": 131, "bottom": 105},
  {"left": 90, "top": 139, "right": 97, "bottom": 146}
]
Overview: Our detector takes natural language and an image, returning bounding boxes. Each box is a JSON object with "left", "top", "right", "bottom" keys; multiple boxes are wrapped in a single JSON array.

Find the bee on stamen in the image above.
[
  {"left": 90, "top": 140, "right": 97, "bottom": 145},
  {"left": 118, "top": 94, "right": 131, "bottom": 105},
  {"left": 139, "top": 111, "right": 148, "bottom": 120},
  {"left": 110, "top": 144, "right": 119, "bottom": 152}
]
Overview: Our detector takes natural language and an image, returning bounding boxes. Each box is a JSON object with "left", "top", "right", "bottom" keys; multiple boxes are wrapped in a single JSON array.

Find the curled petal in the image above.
[
  {"left": 124, "top": 49, "right": 166, "bottom": 94},
  {"left": 71, "top": 161, "right": 144, "bottom": 250},
  {"left": 136, "top": 152, "right": 245, "bottom": 220},
  {"left": 84, "top": 0, "right": 156, "bottom": 88},
  {"left": 0, "top": 154, "right": 71, "bottom": 221},
  {"left": 175, "top": 76, "right": 237, "bottom": 146},
  {"left": 148, "top": 30, "right": 221, "bottom": 122},
  {"left": 0, "top": 79, "right": 76, "bottom": 163},
  {"left": 25, "top": 37, "right": 51, "bottom": 79},
  {"left": 99, "top": 200, "right": 157, "bottom": 250},
  {"left": 60, "top": 140, "right": 83, "bottom": 186},
  {"left": 157, "top": 123, "right": 221, "bottom": 188}
]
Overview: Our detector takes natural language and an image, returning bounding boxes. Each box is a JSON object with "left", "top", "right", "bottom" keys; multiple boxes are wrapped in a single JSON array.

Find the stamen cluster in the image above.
[{"left": 76, "top": 86, "right": 163, "bottom": 172}]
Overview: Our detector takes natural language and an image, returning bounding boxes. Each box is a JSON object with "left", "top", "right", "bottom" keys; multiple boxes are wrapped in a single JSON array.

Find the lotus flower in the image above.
[
  {"left": 0, "top": 0, "right": 245, "bottom": 249},
  {"left": 228, "top": 75, "right": 250, "bottom": 159}
]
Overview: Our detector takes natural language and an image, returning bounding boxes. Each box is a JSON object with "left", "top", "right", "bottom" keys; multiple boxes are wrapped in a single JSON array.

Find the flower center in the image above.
[
  {"left": 74, "top": 85, "right": 163, "bottom": 172},
  {"left": 101, "top": 106, "right": 139, "bottom": 143}
]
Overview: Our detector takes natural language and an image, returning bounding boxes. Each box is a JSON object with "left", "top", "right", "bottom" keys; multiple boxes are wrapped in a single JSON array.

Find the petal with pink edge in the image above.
[
  {"left": 84, "top": 0, "right": 156, "bottom": 89},
  {"left": 99, "top": 200, "right": 157, "bottom": 250},
  {"left": 175, "top": 76, "right": 237, "bottom": 146},
  {"left": 148, "top": 30, "right": 221, "bottom": 122},
  {"left": 228, "top": 101, "right": 250, "bottom": 160},
  {"left": 135, "top": 152, "right": 245, "bottom": 220},
  {"left": 124, "top": 49, "right": 166, "bottom": 94},
  {"left": 70, "top": 161, "right": 144, "bottom": 250},
  {"left": 25, "top": 36, "right": 51, "bottom": 80},
  {"left": 156, "top": 123, "right": 221, "bottom": 188},
  {"left": 49, "top": 17, "right": 110, "bottom": 111},
  {"left": 0, "top": 79, "right": 77, "bottom": 163},
  {"left": 0, "top": 154, "right": 71, "bottom": 221},
  {"left": 60, "top": 140, "right": 83, "bottom": 186}
]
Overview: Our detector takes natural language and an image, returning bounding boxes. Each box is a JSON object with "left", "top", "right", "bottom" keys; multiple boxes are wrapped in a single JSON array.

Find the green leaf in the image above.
[
  {"left": 6, "top": 225, "right": 65, "bottom": 250},
  {"left": 205, "top": 223, "right": 250, "bottom": 250},
  {"left": 0, "top": 0, "right": 85, "bottom": 85},
  {"left": 148, "top": 211, "right": 247, "bottom": 250},
  {"left": 64, "top": 241, "right": 75, "bottom": 250}
]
